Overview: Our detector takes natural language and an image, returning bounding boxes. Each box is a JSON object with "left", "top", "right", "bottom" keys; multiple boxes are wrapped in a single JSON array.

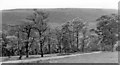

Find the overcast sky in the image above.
[{"left": 0, "top": 0, "right": 120, "bottom": 10}]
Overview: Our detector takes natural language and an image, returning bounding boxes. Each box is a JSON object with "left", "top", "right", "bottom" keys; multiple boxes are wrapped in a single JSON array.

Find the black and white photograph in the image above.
[{"left": 0, "top": 0, "right": 120, "bottom": 64}]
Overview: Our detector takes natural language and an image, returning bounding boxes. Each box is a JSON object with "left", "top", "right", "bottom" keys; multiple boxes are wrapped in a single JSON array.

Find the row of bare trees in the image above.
[{"left": 0, "top": 9, "right": 119, "bottom": 59}]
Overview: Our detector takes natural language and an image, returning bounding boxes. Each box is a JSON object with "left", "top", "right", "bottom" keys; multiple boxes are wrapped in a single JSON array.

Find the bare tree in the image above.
[
  {"left": 26, "top": 9, "right": 48, "bottom": 57},
  {"left": 8, "top": 25, "right": 26, "bottom": 59},
  {"left": 71, "top": 18, "right": 86, "bottom": 51}
]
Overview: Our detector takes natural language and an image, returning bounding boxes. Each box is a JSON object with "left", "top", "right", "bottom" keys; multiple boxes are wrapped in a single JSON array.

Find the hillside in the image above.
[{"left": 1, "top": 8, "right": 117, "bottom": 30}]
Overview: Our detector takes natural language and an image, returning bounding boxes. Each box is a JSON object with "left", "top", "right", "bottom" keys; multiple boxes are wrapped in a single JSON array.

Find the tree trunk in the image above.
[
  {"left": 35, "top": 49, "right": 38, "bottom": 55},
  {"left": 81, "top": 33, "right": 85, "bottom": 52},
  {"left": 25, "top": 29, "right": 31, "bottom": 58},
  {"left": 76, "top": 31, "right": 79, "bottom": 50},
  {"left": 60, "top": 45, "right": 62, "bottom": 53},
  {"left": 19, "top": 49, "right": 22, "bottom": 60},
  {"left": 48, "top": 44, "right": 51, "bottom": 54},
  {"left": 26, "top": 42, "right": 29, "bottom": 58},
  {"left": 40, "top": 42, "right": 44, "bottom": 57},
  {"left": 81, "top": 39, "right": 85, "bottom": 52},
  {"left": 111, "top": 43, "right": 114, "bottom": 52},
  {"left": 59, "top": 41, "right": 62, "bottom": 53},
  {"left": 7, "top": 49, "right": 11, "bottom": 58},
  {"left": 18, "top": 32, "right": 22, "bottom": 60}
]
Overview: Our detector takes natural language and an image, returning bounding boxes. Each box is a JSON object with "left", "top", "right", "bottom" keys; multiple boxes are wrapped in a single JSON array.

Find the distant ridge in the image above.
[{"left": 1, "top": 8, "right": 117, "bottom": 29}]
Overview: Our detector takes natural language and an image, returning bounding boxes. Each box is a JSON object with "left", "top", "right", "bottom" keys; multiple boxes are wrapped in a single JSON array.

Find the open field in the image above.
[
  {"left": 44, "top": 52, "right": 119, "bottom": 63},
  {"left": 1, "top": 52, "right": 119, "bottom": 63}
]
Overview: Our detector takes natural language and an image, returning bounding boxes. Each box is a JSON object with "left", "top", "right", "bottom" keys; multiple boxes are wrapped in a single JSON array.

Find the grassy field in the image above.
[
  {"left": 41, "top": 52, "right": 118, "bottom": 63},
  {"left": 1, "top": 51, "right": 119, "bottom": 63}
]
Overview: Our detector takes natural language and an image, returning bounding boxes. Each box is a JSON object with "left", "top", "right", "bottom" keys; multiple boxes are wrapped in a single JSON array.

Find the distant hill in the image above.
[{"left": 1, "top": 8, "right": 117, "bottom": 30}]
